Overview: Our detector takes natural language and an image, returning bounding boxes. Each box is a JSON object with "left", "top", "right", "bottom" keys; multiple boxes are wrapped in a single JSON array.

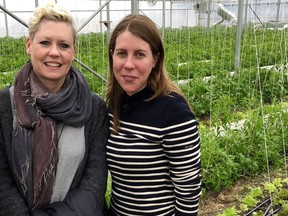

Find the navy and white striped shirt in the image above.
[{"left": 107, "top": 88, "right": 201, "bottom": 216}]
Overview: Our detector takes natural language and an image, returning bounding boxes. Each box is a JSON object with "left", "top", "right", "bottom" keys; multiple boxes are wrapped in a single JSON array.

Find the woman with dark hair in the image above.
[{"left": 106, "top": 14, "right": 202, "bottom": 216}]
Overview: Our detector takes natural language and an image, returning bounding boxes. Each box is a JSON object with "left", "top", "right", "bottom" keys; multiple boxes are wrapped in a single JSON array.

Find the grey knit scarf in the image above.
[{"left": 11, "top": 61, "right": 92, "bottom": 210}]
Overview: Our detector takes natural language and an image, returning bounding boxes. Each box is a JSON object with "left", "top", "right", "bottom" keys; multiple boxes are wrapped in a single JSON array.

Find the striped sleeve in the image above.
[{"left": 162, "top": 96, "right": 202, "bottom": 215}]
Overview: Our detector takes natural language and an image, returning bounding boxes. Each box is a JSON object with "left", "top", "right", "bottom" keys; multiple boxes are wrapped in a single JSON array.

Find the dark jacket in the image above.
[
  {"left": 32, "top": 189, "right": 107, "bottom": 216},
  {"left": 0, "top": 87, "right": 109, "bottom": 216}
]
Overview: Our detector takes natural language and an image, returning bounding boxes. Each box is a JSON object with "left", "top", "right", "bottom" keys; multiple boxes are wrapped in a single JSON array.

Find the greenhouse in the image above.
[{"left": 1, "top": 0, "right": 288, "bottom": 215}]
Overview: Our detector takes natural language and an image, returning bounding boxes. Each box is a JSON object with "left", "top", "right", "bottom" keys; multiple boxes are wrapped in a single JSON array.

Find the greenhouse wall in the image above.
[{"left": 1, "top": 0, "right": 288, "bottom": 38}]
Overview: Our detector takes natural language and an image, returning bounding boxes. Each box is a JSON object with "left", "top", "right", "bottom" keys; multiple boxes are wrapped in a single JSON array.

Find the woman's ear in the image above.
[
  {"left": 153, "top": 52, "right": 160, "bottom": 68},
  {"left": 26, "top": 38, "right": 31, "bottom": 55}
]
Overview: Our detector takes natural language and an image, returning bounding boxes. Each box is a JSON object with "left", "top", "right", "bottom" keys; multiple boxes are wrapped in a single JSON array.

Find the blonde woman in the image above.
[{"left": 0, "top": 3, "right": 108, "bottom": 215}]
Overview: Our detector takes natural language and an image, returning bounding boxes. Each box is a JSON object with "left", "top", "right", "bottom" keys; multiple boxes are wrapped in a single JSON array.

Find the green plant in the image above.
[
  {"left": 217, "top": 207, "right": 239, "bottom": 216},
  {"left": 218, "top": 178, "right": 288, "bottom": 215},
  {"left": 1, "top": 26, "right": 288, "bottom": 200}
]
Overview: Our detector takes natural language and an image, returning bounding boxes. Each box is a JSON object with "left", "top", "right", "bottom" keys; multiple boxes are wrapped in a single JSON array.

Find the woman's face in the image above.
[
  {"left": 111, "top": 31, "right": 158, "bottom": 96},
  {"left": 26, "top": 20, "right": 75, "bottom": 92}
]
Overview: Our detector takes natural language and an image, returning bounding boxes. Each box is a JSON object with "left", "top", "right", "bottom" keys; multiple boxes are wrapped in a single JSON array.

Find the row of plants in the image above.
[
  {"left": 218, "top": 177, "right": 288, "bottom": 216},
  {"left": 1, "top": 25, "right": 288, "bottom": 214}
]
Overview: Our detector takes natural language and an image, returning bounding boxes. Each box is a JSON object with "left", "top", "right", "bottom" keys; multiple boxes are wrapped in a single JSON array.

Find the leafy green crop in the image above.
[{"left": 1, "top": 26, "right": 288, "bottom": 204}]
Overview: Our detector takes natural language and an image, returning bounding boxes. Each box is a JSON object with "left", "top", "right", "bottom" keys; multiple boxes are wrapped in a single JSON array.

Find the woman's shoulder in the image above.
[
  {"left": 89, "top": 93, "right": 108, "bottom": 119},
  {"left": 157, "top": 91, "right": 188, "bottom": 108},
  {"left": 0, "top": 86, "right": 11, "bottom": 96},
  {"left": 86, "top": 93, "right": 109, "bottom": 139},
  {"left": 0, "top": 86, "right": 12, "bottom": 112},
  {"left": 157, "top": 92, "right": 196, "bottom": 124},
  {"left": 91, "top": 93, "right": 107, "bottom": 108}
]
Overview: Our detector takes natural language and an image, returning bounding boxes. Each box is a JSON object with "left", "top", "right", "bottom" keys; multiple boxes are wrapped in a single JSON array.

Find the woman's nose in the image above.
[
  {"left": 124, "top": 55, "right": 135, "bottom": 69},
  {"left": 49, "top": 45, "right": 60, "bottom": 57}
]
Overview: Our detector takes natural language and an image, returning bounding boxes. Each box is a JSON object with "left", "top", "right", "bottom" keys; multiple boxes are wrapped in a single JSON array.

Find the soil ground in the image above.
[{"left": 198, "top": 169, "right": 288, "bottom": 216}]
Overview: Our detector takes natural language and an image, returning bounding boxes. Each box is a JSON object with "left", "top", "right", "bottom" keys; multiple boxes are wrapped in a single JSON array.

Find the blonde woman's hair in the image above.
[{"left": 28, "top": 3, "right": 77, "bottom": 44}]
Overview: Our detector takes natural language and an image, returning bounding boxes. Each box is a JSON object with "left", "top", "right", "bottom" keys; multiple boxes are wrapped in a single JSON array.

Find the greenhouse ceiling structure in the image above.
[{"left": 1, "top": 0, "right": 287, "bottom": 37}]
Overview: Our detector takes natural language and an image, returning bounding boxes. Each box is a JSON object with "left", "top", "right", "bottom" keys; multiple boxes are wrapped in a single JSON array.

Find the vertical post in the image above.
[
  {"left": 244, "top": 0, "right": 248, "bottom": 30},
  {"left": 162, "top": 0, "right": 165, "bottom": 39},
  {"left": 35, "top": 0, "right": 39, "bottom": 7},
  {"left": 131, "top": 0, "right": 139, "bottom": 14},
  {"left": 3, "top": 0, "right": 9, "bottom": 36},
  {"left": 207, "top": 0, "right": 212, "bottom": 31},
  {"left": 106, "top": 2, "right": 111, "bottom": 40},
  {"left": 196, "top": 3, "right": 200, "bottom": 26},
  {"left": 100, "top": 0, "right": 103, "bottom": 33},
  {"left": 234, "top": 0, "right": 244, "bottom": 72},
  {"left": 276, "top": 0, "right": 281, "bottom": 30},
  {"left": 170, "top": 1, "right": 172, "bottom": 28}
]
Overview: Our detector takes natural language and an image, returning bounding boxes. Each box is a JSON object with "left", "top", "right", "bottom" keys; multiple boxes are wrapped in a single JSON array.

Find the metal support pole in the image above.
[
  {"left": 77, "top": 0, "right": 111, "bottom": 32},
  {"left": 106, "top": 2, "right": 111, "bottom": 40},
  {"left": 170, "top": 1, "right": 172, "bottom": 28},
  {"left": 3, "top": 0, "right": 9, "bottom": 36},
  {"left": 244, "top": 0, "right": 248, "bottom": 29},
  {"left": 73, "top": 58, "right": 108, "bottom": 83},
  {"left": 100, "top": 0, "right": 103, "bottom": 33},
  {"left": 0, "top": 4, "right": 28, "bottom": 28},
  {"left": 207, "top": 0, "right": 212, "bottom": 31},
  {"left": 162, "top": 0, "right": 165, "bottom": 39},
  {"left": 234, "top": 0, "right": 244, "bottom": 72},
  {"left": 131, "top": 0, "right": 139, "bottom": 14},
  {"left": 276, "top": 0, "right": 281, "bottom": 30},
  {"left": 99, "top": 0, "right": 111, "bottom": 41}
]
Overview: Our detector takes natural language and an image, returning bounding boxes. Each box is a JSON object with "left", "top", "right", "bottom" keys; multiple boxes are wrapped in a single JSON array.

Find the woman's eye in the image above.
[
  {"left": 116, "top": 52, "right": 127, "bottom": 57},
  {"left": 135, "top": 52, "right": 145, "bottom": 58},
  {"left": 59, "top": 43, "right": 69, "bottom": 49},
  {"left": 40, "top": 41, "right": 50, "bottom": 45}
]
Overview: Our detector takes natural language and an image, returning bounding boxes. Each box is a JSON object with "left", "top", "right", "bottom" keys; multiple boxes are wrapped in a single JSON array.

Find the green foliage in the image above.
[
  {"left": 250, "top": 187, "right": 263, "bottom": 198},
  {"left": 220, "top": 178, "right": 288, "bottom": 215},
  {"left": 1, "top": 27, "right": 288, "bottom": 208},
  {"left": 242, "top": 195, "right": 259, "bottom": 207},
  {"left": 0, "top": 36, "right": 29, "bottom": 72},
  {"left": 217, "top": 207, "right": 239, "bottom": 216},
  {"left": 279, "top": 203, "right": 288, "bottom": 216},
  {"left": 0, "top": 71, "right": 17, "bottom": 89}
]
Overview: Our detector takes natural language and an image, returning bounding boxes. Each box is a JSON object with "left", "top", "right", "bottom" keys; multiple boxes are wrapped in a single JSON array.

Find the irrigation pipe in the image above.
[{"left": 244, "top": 198, "right": 271, "bottom": 216}]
